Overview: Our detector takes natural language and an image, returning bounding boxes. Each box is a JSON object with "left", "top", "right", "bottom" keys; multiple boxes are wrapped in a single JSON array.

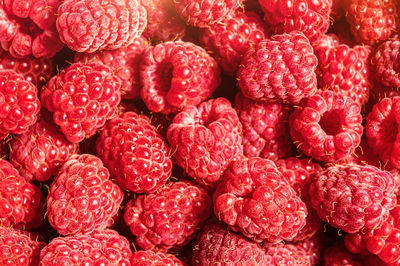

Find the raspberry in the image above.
[
  {"left": 309, "top": 164, "right": 397, "bottom": 233},
  {"left": 167, "top": 98, "right": 243, "bottom": 189},
  {"left": 140, "top": 41, "right": 220, "bottom": 114},
  {"left": 264, "top": 243, "right": 310, "bottom": 265},
  {"left": 9, "top": 117, "right": 79, "bottom": 182},
  {"left": 192, "top": 220, "right": 269, "bottom": 265},
  {"left": 40, "top": 62, "right": 121, "bottom": 143},
  {"left": 295, "top": 234, "right": 323, "bottom": 265},
  {"left": 289, "top": 90, "right": 363, "bottom": 163},
  {"left": 40, "top": 229, "right": 132, "bottom": 265},
  {"left": 47, "top": 154, "right": 123, "bottom": 235},
  {"left": 213, "top": 157, "right": 307, "bottom": 243},
  {"left": 0, "top": 159, "right": 44, "bottom": 229},
  {"left": 234, "top": 93, "right": 293, "bottom": 161},
  {"left": 75, "top": 36, "right": 148, "bottom": 100},
  {"left": 56, "top": 0, "right": 147, "bottom": 53},
  {"left": 372, "top": 38, "right": 400, "bottom": 89},
  {"left": 313, "top": 34, "right": 371, "bottom": 105},
  {"left": 131, "top": 250, "right": 184, "bottom": 265},
  {"left": 258, "top": 0, "right": 332, "bottom": 43},
  {"left": 96, "top": 112, "right": 172, "bottom": 194},
  {"left": 124, "top": 181, "right": 211, "bottom": 251},
  {"left": 173, "top": 0, "right": 244, "bottom": 28},
  {"left": 199, "top": 11, "right": 269, "bottom": 75},
  {"left": 238, "top": 31, "right": 318, "bottom": 104},
  {"left": 324, "top": 242, "right": 363, "bottom": 266}
]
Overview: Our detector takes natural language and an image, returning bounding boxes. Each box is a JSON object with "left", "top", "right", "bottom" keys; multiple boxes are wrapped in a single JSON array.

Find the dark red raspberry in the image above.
[
  {"left": 309, "top": 165, "right": 397, "bottom": 233},
  {"left": 124, "top": 181, "right": 211, "bottom": 251},
  {"left": 258, "top": 0, "right": 332, "bottom": 43},
  {"left": 40, "top": 62, "right": 121, "bottom": 143},
  {"left": 213, "top": 157, "right": 307, "bottom": 243},
  {"left": 372, "top": 38, "right": 400, "bottom": 89},
  {"left": 96, "top": 112, "right": 172, "bottom": 194},
  {"left": 167, "top": 97, "right": 243, "bottom": 189},
  {"left": 324, "top": 242, "right": 363, "bottom": 266},
  {"left": 289, "top": 90, "right": 363, "bottom": 163},
  {"left": 56, "top": 0, "right": 147, "bottom": 53},
  {"left": 40, "top": 229, "right": 132, "bottom": 265},
  {"left": 47, "top": 154, "right": 123, "bottom": 235},
  {"left": 238, "top": 31, "right": 318, "bottom": 104},
  {"left": 140, "top": 41, "right": 220, "bottom": 114},
  {"left": 199, "top": 11, "right": 269, "bottom": 75},
  {"left": 131, "top": 250, "right": 184, "bottom": 265}
]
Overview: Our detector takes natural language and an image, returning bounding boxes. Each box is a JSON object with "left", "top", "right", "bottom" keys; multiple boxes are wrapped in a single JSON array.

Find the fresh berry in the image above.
[
  {"left": 264, "top": 243, "right": 310, "bottom": 265},
  {"left": 289, "top": 90, "right": 363, "bottom": 163},
  {"left": 47, "top": 154, "right": 123, "bottom": 235},
  {"left": 124, "top": 181, "right": 211, "bottom": 251},
  {"left": 238, "top": 31, "right": 318, "bottom": 104},
  {"left": 372, "top": 37, "right": 400, "bottom": 89},
  {"left": 96, "top": 112, "right": 172, "bottom": 193},
  {"left": 140, "top": 41, "right": 220, "bottom": 114},
  {"left": 213, "top": 157, "right": 307, "bottom": 243},
  {"left": 40, "top": 62, "right": 121, "bottom": 143},
  {"left": 324, "top": 242, "right": 363, "bottom": 266},
  {"left": 56, "top": 0, "right": 147, "bottom": 53},
  {"left": 131, "top": 250, "right": 184, "bottom": 265},
  {"left": 167, "top": 97, "right": 243, "bottom": 189},
  {"left": 294, "top": 234, "right": 323, "bottom": 265}
]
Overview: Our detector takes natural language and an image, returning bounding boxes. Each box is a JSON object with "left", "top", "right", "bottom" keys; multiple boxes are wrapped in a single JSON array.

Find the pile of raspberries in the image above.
[{"left": 2, "top": 0, "right": 400, "bottom": 264}]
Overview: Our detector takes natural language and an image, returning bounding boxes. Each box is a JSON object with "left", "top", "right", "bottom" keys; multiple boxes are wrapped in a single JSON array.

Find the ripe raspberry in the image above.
[
  {"left": 214, "top": 157, "right": 307, "bottom": 243},
  {"left": 309, "top": 164, "right": 397, "bottom": 233},
  {"left": 234, "top": 93, "right": 293, "bottom": 161},
  {"left": 324, "top": 242, "right": 363, "bottom": 266},
  {"left": 167, "top": 98, "right": 243, "bottom": 189},
  {"left": 192, "top": 220, "right": 269, "bottom": 265},
  {"left": 289, "top": 90, "right": 363, "bottom": 163},
  {"left": 238, "top": 31, "right": 318, "bottom": 104},
  {"left": 294, "top": 234, "right": 323, "bottom": 265},
  {"left": 173, "top": 0, "right": 244, "bottom": 28},
  {"left": 40, "top": 62, "right": 121, "bottom": 143},
  {"left": 47, "top": 154, "right": 123, "bottom": 235},
  {"left": 9, "top": 118, "right": 79, "bottom": 182},
  {"left": 372, "top": 38, "right": 400, "bottom": 89},
  {"left": 258, "top": 0, "right": 332, "bottom": 43},
  {"left": 75, "top": 36, "right": 148, "bottom": 100},
  {"left": 40, "top": 229, "right": 132, "bottom": 265},
  {"left": 96, "top": 112, "right": 172, "bottom": 194},
  {"left": 313, "top": 34, "right": 371, "bottom": 105},
  {"left": 124, "top": 181, "right": 211, "bottom": 251},
  {"left": 199, "top": 11, "right": 269, "bottom": 75},
  {"left": 131, "top": 250, "right": 184, "bottom": 265},
  {"left": 140, "top": 41, "right": 220, "bottom": 114},
  {"left": 264, "top": 243, "right": 310, "bottom": 265}
]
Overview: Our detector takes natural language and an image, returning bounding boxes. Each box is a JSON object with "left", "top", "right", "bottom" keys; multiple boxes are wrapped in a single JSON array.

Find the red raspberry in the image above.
[
  {"left": 289, "top": 90, "right": 363, "bottom": 163},
  {"left": 199, "top": 11, "right": 269, "bottom": 75},
  {"left": 234, "top": 93, "right": 293, "bottom": 161},
  {"left": 213, "top": 157, "right": 307, "bottom": 243},
  {"left": 258, "top": 0, "right": 332, "bottom": 43},
  {"left": 0, "top": 159, "right": 44, "bottom": 229},
  {"left": 192, "top": 220, "right": 269, "bottom": 265},
  {"left": 264, "top": 243, "right": 309, "bottom": 265},
  {"left": 313, "top": 34, "right": 371, "bottom": 105},
  {"left": 238, "top": 31, "right": 318, "bottom": 104},
  {"left": 131, "top": 250, "right": 184, "bottom": 265},
  {"left": 75, "top": 36, "right": 148, "bottom": 100},
  {"left": 40, "top": 62, "right": 121, "bottom": 143},
  {"left": 47, "top": 154, "right": 123, "bottom": 235},
  {"left": 9, "top": 118, "right": 79, "bottom": 182},
  {"left": 40, "top": 229, "right": 132, "bottom": 265},
  {"left": 324, "top": 242, "right": 363, "bottom": 266},
  {"left": 96, "top": 112, "right": 172, "bottom": 194},
  {"left": 140, "top": 41, "right": 220, "bottom": 114},
  {"left": 309, "top": 165, "right": 397, "bottom": 233},
  {"left": 294, "top": 234, "right": 323, "bottom": 265},
  {"left": 372, "top": 38, "right": 400, "bottom": 89},
  {"left": 56, "top": 0, "right": 147, "bottom": 53},
  {"left": 124, "top": 181, "right": 211, "bottom": 251},
  {"left": 167, "top": 98, "right": 243, "bottom": 189},
  {"left": 173, "top": 0, "right": 244, "bottom": 28}
]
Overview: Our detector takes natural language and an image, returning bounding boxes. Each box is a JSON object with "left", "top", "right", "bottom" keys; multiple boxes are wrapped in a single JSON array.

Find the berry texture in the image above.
[
  {"left": 238, "top": 31, "right": 318, "bottom": 104},
  {"left": 324, "top": 242, "right": 362, "bottom": 266},
  {"left": 167, "top": 97, "right": 243, "bottom": 189},
  {"left": 124, "top": 181, "right": 211, "bottom": 251},
  {"left": 47, "top": 154, "right": 123, "bottom": 236},
  {"left": 289, "top": 90, "right": 363, "bottom": 163},
  {"left": 264, "top": 243, "right": 310, "bottom": 265},
  {"left": 9, "top": 118, "right": 79, "bottom": 182},
  {"left": 140, "top": 41, "right": 220, "bottom": 114},
  {"left": 309, "top": 165, "right": 397, "bottom": 233},
  {"left": 131, "top": 250, "right": 184, "bottom": 265},
  {"left": 40, "top": 229, "right": 132, "bottom": 265},
  {"left": 234, "top": 93, "right": 293, "bottom": 161},
  {"left": 213, "top": 157, "right": 307, "bottom": 243},
  {"left": 40, "top": 62, "right": 121, "bottom": 143},
  {"left": 56, "top": 0, "right": 147, "bottom": 53},
  {"left": 372, "top": 38, "right": 400, "bottom": 89},
  {"left": 96, "top": 112, "right": 172, "bottom": 194}
]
